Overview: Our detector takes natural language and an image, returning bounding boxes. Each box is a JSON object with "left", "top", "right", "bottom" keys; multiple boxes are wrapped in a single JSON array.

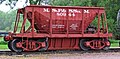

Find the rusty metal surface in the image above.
[
  {"left": 4, "top": 5, "right": 112, "bottom": 51},
  {"left": 33, "top": 6, "right": 98, "bottom": 34},
  {"left": 11, "top": 5, "right": 112, "bottom": 38}
]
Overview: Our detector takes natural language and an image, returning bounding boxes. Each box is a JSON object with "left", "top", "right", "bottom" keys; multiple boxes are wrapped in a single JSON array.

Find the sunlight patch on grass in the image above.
[
  {"left": 110, "top": 43, "right": 119, "bottom": 47},
  {"left": 0, "top": 44, "right": 8, "bottom": 49}
]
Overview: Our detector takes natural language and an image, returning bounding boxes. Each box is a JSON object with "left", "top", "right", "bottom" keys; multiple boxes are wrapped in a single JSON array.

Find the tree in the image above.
[
  {"left": 106, "top": 0, "right": 120, "bottom": 22},
  {"left": 50, "top": 0, "right": 92, "bottom": 6},
  {"left": 30, "top": 0, "right": 41, "bottom": 5},
  {"left": 0, "top": 11, "right": 16, "bottom": 31}
]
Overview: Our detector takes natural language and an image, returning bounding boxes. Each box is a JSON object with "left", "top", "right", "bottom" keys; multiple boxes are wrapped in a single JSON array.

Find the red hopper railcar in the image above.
[{"left": 4, "top": 5, "right": 112, "bottom": 52}]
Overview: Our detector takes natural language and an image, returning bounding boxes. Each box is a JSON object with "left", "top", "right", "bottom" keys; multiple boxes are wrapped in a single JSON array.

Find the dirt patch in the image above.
[{"left": 0, "top": 52, "right": 120, "bottom": 59}]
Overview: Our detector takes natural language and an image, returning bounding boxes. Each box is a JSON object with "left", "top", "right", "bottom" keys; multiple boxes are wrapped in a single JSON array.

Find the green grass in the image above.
[
  {"left": 0, "top": 37, "right": 8, "bottom": 49},
  {"left": 110, "top": 43, "right": 119, "bottom": 47},
  {"left": 0, "top": 44, "right": 8, "bottom": 49},
  {"left": 109, "top": 39, "right": 120, "bottom": 47}
]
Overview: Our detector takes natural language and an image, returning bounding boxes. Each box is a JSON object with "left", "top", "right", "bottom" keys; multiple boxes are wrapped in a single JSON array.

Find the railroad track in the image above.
[{"left": 0, "top": 47, "right": 120, "bottom": 56}]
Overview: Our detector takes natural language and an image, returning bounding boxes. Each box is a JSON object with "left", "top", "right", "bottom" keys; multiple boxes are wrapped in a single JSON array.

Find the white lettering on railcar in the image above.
[
  {"left": 57, "top": 13, "right": 66, "bottom": 16},
  {"left": 52, "top": 9, "right": 66, "bottom": 12},
  {"left": 52, "top": 24, "right": 65, "bottom": 28},
  {"left": 68, "top": 13, "right": 75, "bottom": 17},
  {"left": 84, "top": 10, "right": 89, "bottom": 13},
  {"left": 69, "top": 9, "right": 81, "bottom": 13},
  {"left": 43, "top": 8, "right": 90, "bottom": 16},
  {"left": 70, "top": 23, "right": 78, "bottom": 30},
  {"left": 43, "top": 8, "right": 50, "bottom": 12}
]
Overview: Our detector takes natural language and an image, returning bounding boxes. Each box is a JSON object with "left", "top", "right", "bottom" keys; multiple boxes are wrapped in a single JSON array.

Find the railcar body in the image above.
[{"left": 4, "top": 5, "right": 112, "bottom": 52}]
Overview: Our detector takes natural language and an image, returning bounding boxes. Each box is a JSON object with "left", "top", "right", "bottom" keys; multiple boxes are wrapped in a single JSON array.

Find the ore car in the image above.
[{"left": 4, "top": 5, "right": 112, "bottom": 52}]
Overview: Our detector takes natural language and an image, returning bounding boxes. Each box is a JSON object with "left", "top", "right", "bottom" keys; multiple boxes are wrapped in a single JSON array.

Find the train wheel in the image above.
[
  {"left": 103, "top": 40, "right": 111, "bottom": 50},
  {"left": 79, "top": 39, "right": 90, "bottom": 51},
  {"left": 103, "top": 46, "right": 109, "bottom": 50},
  {"left": 11, "top": 39, "right": 23, "bottom": 52},
  {"left": 8, "top": 40, "right": 14, "bottom": 51},
  {"left": 38, "top": 38, "right": 48, "bottom": 51}
]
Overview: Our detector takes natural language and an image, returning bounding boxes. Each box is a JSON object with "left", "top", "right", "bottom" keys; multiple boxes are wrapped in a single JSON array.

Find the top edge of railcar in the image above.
[{"left": 24, "top": 5, "right": 105, "bottom": 9}]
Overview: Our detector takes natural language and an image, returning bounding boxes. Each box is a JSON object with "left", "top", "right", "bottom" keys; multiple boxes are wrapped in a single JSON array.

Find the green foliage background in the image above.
[{"left": 0, "top": 11, "right": 16, "bottom": 31}]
